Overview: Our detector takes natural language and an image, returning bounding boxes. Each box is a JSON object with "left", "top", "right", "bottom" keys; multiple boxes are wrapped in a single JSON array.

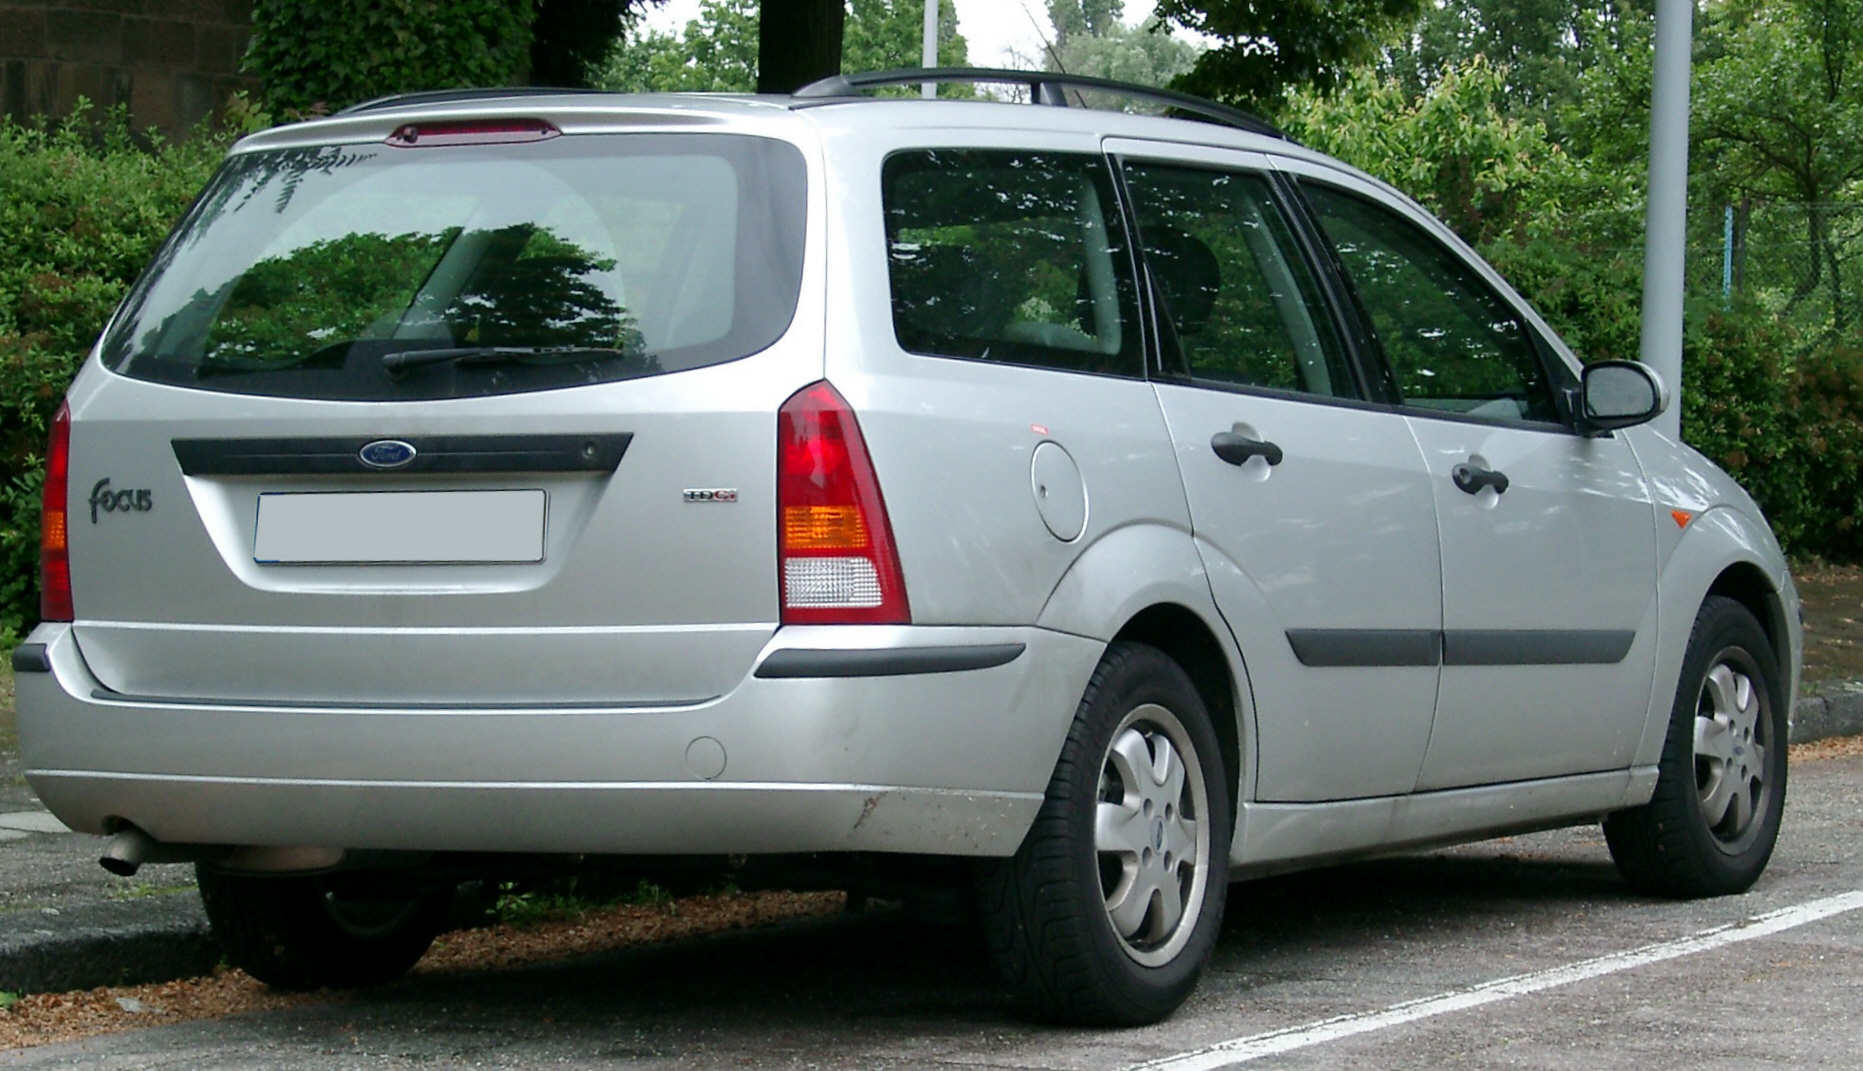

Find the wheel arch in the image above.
[
  {"left": 1634, "top": 505, "right": 1800, "bottom": 774},
  {"left": 1111, "top": 604, "right": 1243, "bottom": 822},
  {"left": 1035, "top": 523, "right": 1250, "bottom": 819}
]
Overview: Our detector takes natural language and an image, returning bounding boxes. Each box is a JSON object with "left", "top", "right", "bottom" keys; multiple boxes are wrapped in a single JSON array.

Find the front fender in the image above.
[{"left": 1636, "top": 504, "right": 1801, "bottom": 773}]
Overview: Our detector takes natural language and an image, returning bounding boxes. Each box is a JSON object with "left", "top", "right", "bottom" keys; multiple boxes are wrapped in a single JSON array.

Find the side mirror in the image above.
[{"left": 1580, "top": 360, "right": 1668, "bottom": 432}]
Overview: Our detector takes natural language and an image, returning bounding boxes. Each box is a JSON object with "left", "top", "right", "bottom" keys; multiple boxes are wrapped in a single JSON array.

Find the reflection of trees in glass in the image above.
[
  {"left": 886, "top": 154, "right": 1112, "bottom": 352},
  {"left": 203, "top": 231, "right": 452, "bottom": 367},
  {"left": 1318, "top": 202, "right": 1550, "bottom": 417},
  {"left": 193, "top": 224, "right": 631, "bottom": 371},
  {"left": 1127, "top": 168, "right": 1304, "bottom": 390},
  {"left": 446, "top": 226, "right": 627, "bottom": 347}
]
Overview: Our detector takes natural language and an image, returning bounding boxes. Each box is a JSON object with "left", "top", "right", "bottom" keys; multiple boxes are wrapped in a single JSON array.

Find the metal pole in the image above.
[
  {"left": 1723, "top": 204, "right": 1734, "bottom": 309},
  {"left": 922, "top": 0, "right": 938, "bottom": 99},
  {"left": 1641, "top": 0, "right": 1693, "bottom": 439}
]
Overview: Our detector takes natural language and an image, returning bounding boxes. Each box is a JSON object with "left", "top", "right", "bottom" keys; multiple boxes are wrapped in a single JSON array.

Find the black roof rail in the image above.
[
  {"left": 791, "top": 67, "right": 1288, "bottom": 140},
  {"left": 335, "top": 86, "right": 612, "bottom": 116}
]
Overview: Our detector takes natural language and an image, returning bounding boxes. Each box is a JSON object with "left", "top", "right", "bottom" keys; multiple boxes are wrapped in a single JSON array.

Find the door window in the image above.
[
  {"left": 1303, "top": 182, "right": 1562, "bottom": 424},
  {"left": 882, "top": 149, "right": 1143, "bottom": 377},
  {"left": 1122, "top": 164, "right": 1355, "bottom": 398}
]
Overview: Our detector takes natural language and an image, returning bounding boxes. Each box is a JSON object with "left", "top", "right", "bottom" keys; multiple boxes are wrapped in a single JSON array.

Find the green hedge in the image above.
[
  {"left": 0, "top": 107, "right": 226, "bottom": 639},
  {"left": 245, "top": 0, "right": 536, "bottom": 115},
  {"left": 1490, "top": 236, "right": 1863, "bottom": 560}
]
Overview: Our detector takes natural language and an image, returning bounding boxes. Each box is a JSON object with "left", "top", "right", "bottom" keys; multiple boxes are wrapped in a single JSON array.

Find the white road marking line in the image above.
[{"left": 1129, "top": 889, "right": 1863, "bottom": 1071}]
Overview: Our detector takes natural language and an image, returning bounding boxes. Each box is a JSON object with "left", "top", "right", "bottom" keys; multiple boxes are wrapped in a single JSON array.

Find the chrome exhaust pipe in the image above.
[{"left": 99, "top": 827, "right": 157, "bottom": 876}]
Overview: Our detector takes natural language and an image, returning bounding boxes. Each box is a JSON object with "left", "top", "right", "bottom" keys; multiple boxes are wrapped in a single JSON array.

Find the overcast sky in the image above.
[{"left": 637, "top": 0, "right": 1169, "bottom": 69}]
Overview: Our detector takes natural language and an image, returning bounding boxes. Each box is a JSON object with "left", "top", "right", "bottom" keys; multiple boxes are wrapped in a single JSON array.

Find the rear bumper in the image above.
[{"left": 16, "top": 622, "right": 1101, "bottom": 858}]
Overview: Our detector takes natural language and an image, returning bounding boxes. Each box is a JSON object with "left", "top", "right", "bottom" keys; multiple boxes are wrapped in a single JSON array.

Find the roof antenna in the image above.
[{"left": 1016, "top": 0, "right": 1070, "bottom": 78}]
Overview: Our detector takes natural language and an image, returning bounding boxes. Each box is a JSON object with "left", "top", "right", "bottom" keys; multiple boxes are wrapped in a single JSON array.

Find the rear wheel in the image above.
[
  {"left": 197, "top": 865, "right": 451, "bottom": 990},
  {"left": 978, "top": 641, "right": 1231, "bottom": 1025},
  {"left": 1604, "top": 596, "right": 1787, "bottom": 897}
]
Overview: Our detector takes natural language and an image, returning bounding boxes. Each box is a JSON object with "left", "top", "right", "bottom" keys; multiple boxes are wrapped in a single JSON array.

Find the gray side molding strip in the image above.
[
  {"left": 1285, "top": 630, "right": 1441, "bottom": 667},
  {"left": 1287, "top": 629, "right": 1636, "bottom": 668},
  {"left": 1442, "top": 629, "right": 1637, "bottom": 666},
  {"left": 755, "top": 643, "right": 1027, "bottom": 679}
]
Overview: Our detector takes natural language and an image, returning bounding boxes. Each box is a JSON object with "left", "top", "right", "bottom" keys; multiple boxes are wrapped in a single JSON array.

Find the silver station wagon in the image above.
[{"left": 12, "top": 69, "right": 1802, "bottom": 1025}]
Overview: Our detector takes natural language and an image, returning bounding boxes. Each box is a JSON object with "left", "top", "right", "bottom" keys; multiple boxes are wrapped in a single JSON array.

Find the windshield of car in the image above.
[{"left": 101, "top": 133, "right": 807, "bottom": 401}]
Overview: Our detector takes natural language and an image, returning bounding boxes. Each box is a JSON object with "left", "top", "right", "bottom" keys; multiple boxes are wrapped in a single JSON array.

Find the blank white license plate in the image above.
[{"left": 254, "top": 490, "right": 547, "bottom": 564}]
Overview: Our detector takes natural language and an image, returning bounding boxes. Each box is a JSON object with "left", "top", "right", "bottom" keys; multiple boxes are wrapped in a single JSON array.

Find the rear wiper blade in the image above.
[{"left": 380, "top": 345, "right": 638, "bottom": 374}]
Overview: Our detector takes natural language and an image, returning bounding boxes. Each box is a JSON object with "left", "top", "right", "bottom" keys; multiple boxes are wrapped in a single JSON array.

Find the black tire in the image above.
[
  {"left": 197, "top": 865, "right": 451, "bottom": 990},
  {"left": 977, "top": 641, "right": 1232, "bottom": 1026},
  {"left": 1604, "top": 596, "right": 1788, "bottom": 898}
]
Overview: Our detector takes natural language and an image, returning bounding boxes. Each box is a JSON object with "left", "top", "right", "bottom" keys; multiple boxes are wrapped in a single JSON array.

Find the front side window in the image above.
[
  {"left": 103, "top": 133, "right": 807, "bottom": 401},
  {"left": 1122, "top": 162, "right": 1354, "bottom": 397},
  {"left": 1303, "top": 182, "right": 1561, "bottom": 424},
  {"left": 882, "top": 149, "right": 1142, "bottom": 377}
]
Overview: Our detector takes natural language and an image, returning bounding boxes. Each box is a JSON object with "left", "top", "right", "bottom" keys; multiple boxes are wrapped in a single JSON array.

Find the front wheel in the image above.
[
  {"left": 198, "top": 865, "right": 451, "bottom": 990},
  {"left": 978, "top": 641, "right": 1232, "bottom": 1026},
  {"left": 1604, "top": 596, "right": 1788, "bottom": 898}
]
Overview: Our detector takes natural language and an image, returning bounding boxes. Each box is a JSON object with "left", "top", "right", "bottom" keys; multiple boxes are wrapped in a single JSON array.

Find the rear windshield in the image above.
[{"left": 101, "top": 133, "right": 807, "bottom": 401}]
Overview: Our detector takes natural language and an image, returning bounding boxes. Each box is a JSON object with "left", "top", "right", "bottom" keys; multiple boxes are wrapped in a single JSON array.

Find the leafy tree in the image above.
[
  {"left": 1153, "top": 0, "right": 1424, "bottom": 112},
  {"left": 599, "top": 0, "right": 971, "bottom": 95},
  {"left": 1694, "top": 0, "right": 1863, "bottom": 335},
  {"left": 1279, "top": 57, "right": 1572, "bottom": 246},
  {"left": 1384, "top": 1, "right": 1655, "bottom": 135},
  {"left": 602, "top": 0, "right": 760, "bottom": 91},
  {"left": 245, "top": 0, "right": 540, "bottom": 114},
  {"left": 1043, "top": 0, "right": 1200, "bottom": 92},
  {"left": 532, "top": 0, "right": 653, "bottom": 87},
  {"left": 246, "top": 0, "right": 659, "bottom": 114}
]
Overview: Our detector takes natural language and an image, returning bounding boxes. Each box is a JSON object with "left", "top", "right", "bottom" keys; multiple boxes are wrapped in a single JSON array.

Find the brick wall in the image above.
[{"left": 0, "top": 1, "right": 253, "bottom": 134}]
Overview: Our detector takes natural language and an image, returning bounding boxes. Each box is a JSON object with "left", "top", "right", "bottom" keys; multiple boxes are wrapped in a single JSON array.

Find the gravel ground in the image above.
[
  {"left": 1792, "top": 561, "right": 1863, "bottom": 681},
  {"left": 0, "top": 890, "right": 845, "bottom": 1050}
]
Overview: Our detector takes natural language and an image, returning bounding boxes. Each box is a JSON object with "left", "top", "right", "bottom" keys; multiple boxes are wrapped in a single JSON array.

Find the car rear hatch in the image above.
[{"left": 59, "top": 105, "right": 821, "bottom": 707}]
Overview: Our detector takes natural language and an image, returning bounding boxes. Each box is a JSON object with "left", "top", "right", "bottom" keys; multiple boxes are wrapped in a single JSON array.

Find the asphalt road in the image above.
[{"left": 5, "top": 751, "right": 1863, "bottom": 1070}]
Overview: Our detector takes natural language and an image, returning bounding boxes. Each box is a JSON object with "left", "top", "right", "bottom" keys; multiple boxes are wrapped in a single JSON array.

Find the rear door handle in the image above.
[
  {"left": 1211, "top": 432, "right": 1283, "bottom": 467},
  {"left": 1452, "top": 461, "right": 1509, "bottom": 495}
]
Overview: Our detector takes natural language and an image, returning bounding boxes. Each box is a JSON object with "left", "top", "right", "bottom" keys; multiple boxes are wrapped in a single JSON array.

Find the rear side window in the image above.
[
  {"left": 882, "top": 150, "right": 1142, "bottom": 377},
  {"left": 102, "top": 133, "right": 807, "bottom": 401}
]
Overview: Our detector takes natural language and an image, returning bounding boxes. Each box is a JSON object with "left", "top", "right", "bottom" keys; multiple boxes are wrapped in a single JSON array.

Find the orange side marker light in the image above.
[{"left": 1671, "top": 509, "right": 1694, "bottom": 528}]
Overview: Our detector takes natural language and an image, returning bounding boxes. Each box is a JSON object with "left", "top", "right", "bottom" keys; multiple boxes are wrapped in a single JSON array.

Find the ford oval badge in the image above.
[{"left": 358, "top": 439, "right": 417, "bottom": 470}]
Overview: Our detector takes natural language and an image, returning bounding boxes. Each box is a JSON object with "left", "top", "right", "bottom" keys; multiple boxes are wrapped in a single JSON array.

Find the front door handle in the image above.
[
  {"left": 1452, "top": 461, "right": 1510, "bottom": 495},
  {"left": 1211, "top": 431, "right": 1283, "bottom": 467}
]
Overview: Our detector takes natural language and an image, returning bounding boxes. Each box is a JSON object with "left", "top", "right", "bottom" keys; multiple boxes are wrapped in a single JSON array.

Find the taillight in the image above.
[
  {"left": 778, "top": 381, "right": 909, "bottom": 624},
  {"left": 39, "top": 401, "right": 72, "bottom": 622}
]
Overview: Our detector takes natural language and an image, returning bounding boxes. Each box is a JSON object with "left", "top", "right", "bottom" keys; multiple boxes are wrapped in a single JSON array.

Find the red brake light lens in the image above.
[
  {"left": 777, "top": 382, "right": 909, "bottom": 625},
  {"left": 40, "top": 401, "right": 72, "bottom": 622},
  {"left": 386, "top": 119, "right": 560, "bottom": 148}
]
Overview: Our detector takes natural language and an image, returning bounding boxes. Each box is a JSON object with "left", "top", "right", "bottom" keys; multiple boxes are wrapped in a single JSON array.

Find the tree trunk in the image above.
[{"left": 757, "top": 0, "right": 845, "bottom": 94}]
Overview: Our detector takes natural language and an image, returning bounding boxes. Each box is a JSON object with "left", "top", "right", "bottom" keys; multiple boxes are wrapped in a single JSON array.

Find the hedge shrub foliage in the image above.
[
  {"left": 0, "top": 105, "right": 226, "bottom": 639},
  {"left": 245, "top": 0, "right": 536, "bottom": 115}
]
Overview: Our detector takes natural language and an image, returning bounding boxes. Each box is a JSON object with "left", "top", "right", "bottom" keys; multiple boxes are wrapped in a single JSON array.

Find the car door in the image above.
[
  {"left": 1293, "top": 171, "right": 1659, "bottom": 790},
  {"left": 1111, "top": 142, "right": 1443, "bottom": 803}
]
